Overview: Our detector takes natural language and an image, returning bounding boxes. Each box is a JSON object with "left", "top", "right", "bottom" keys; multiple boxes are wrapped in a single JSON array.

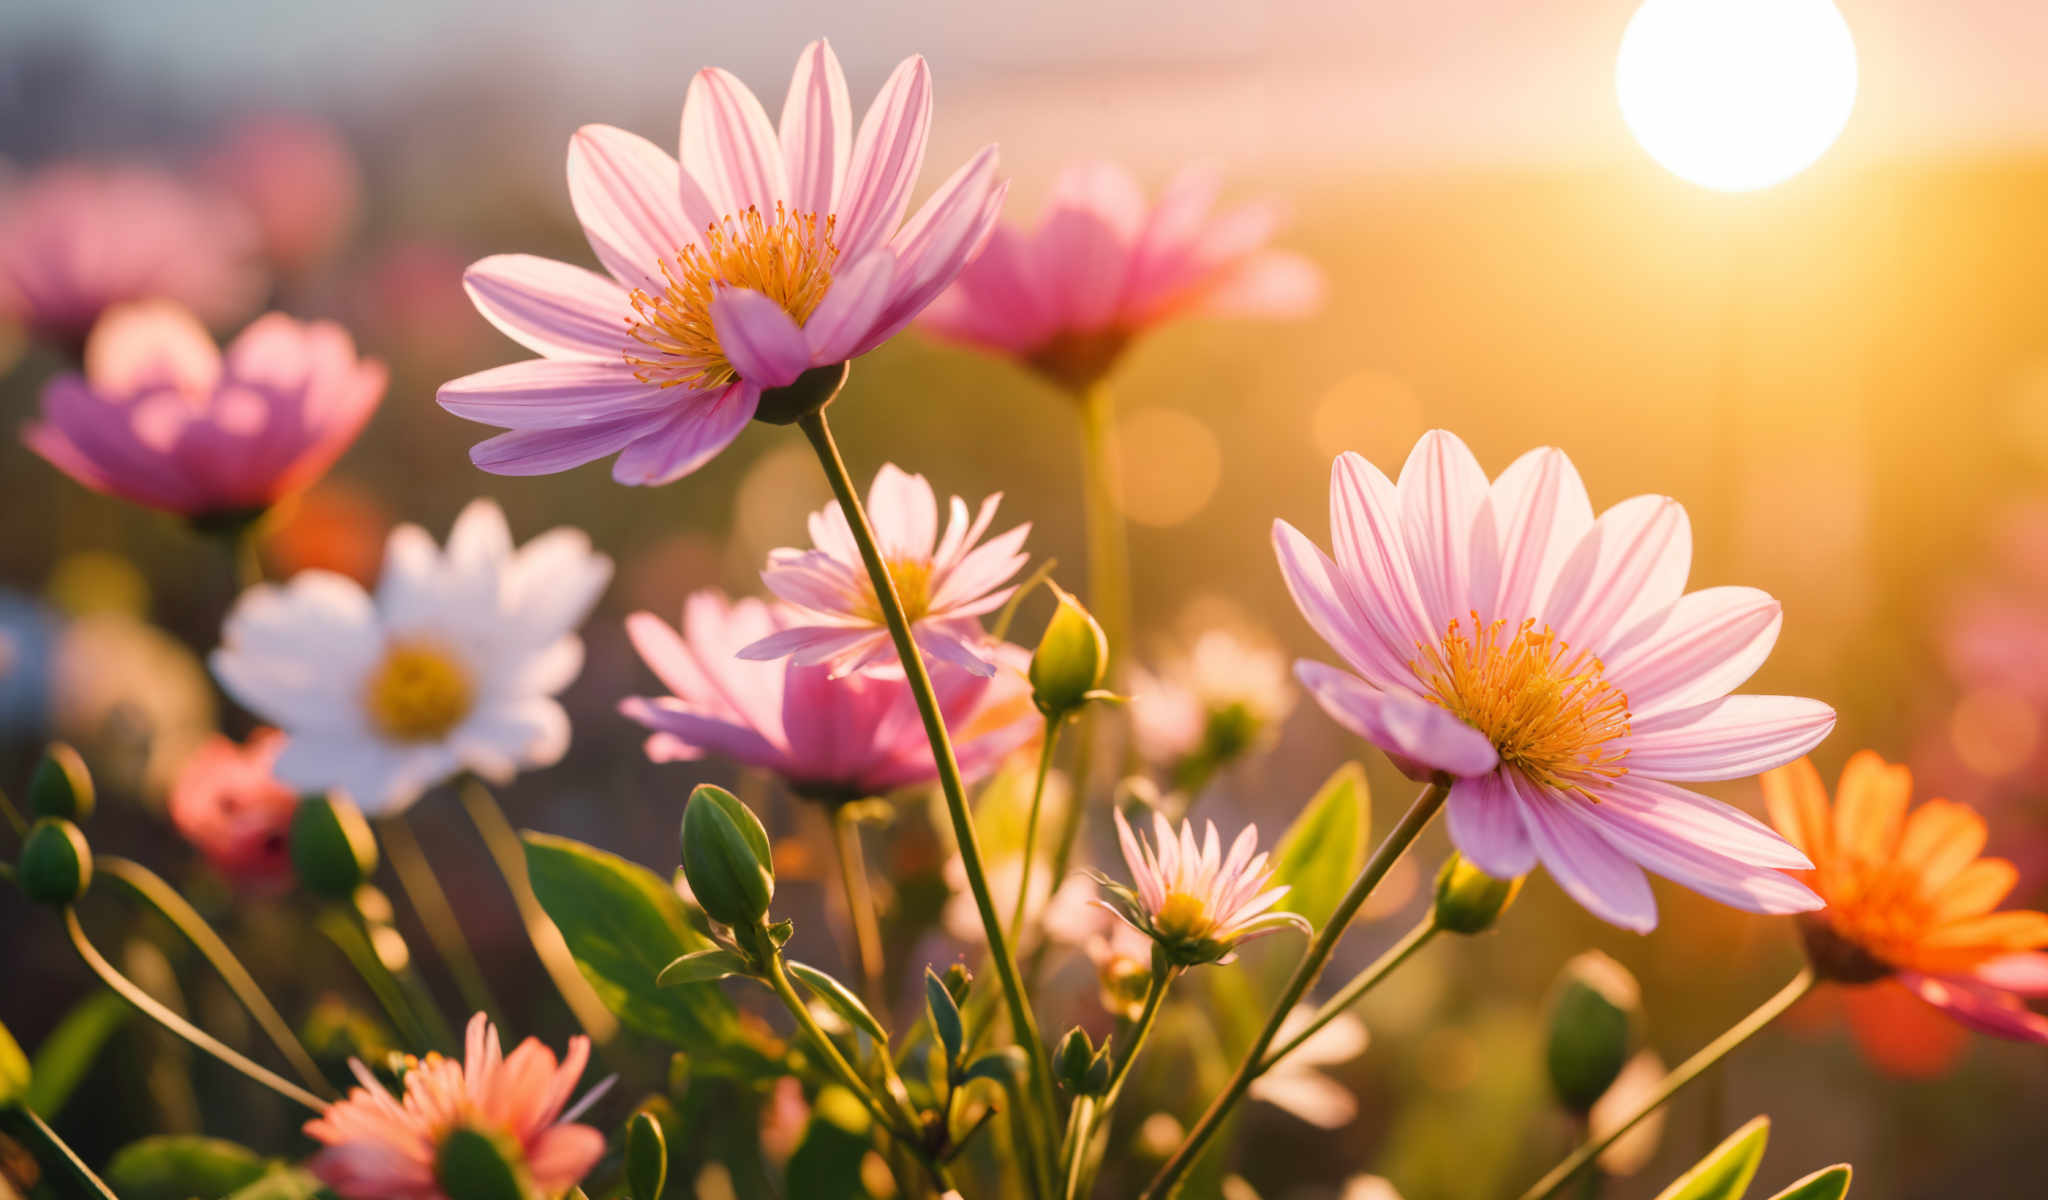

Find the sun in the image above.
[{"left": 1616, "top": 0, "right": 1858, "bottom": 193}]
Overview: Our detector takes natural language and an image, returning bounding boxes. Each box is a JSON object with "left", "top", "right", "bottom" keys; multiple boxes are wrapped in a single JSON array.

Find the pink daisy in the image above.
[
  {"left": 1275, "top": 430, "right": 1836, "bottom": 932},
  {"left": 621, "top": 588, "right": 1037, "bottom": 803},
  {"left": 437, "top": 39, "right": 1006, "bottom": 485},
  {"left": 168, "top": 728, "right": 300, "bottom": 892},
  {"left": 1097, "top": 808, "right": 1306, "bottom": 967},
  {"left": 304, "top": 1013, "right": 608, "bottom": 1200},
  {"left": 918, "top": 160, "right": 1322, "bottom": 391},
  {"left": 737, "top": 463, "right": 1029, "bottom": 678}
]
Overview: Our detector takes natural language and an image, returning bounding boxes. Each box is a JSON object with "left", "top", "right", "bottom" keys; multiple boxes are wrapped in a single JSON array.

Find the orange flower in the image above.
[{"left": 1764, "top": 751, "right": 2048, "bottom": 1046}]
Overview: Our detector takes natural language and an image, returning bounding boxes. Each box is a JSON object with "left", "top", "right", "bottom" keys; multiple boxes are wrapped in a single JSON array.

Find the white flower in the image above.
[
  {"left": 212, "top": 498, "right": 611, "bottom": 814},
  {"left": 1247, "top": 1005, "right": 1367, "bottom": 1129},
  {"left": 1131, "top": 627, "right": 1296, "bottom": 769}
]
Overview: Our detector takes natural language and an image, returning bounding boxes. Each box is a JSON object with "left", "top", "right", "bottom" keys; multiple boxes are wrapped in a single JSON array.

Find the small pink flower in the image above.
[
  {"left": 24, "top": 301, "right": 385, "bottom": 521},
  {"left": 737, "top": 463, "right": 1029, "bottom": 677},
  {"left": 438, "top": 39, "right": 1006, "bottom": 485},
  {"left": 168, "top": 729, "right": 299, "bottom": 891},
  {"left": 1097, "top": 808, "right": 1305, "bottom": 967},
  {"left": 305, "top": 1013, "right": 607, "bottom": 1200},
  {"left": 1275, "top": 430, "right": 1834, "bottom": 932},
  {"left": 621, "top": 588, "right": 1036, "bottom": 801},
  {"left": 0, "top": 163, "right": 263, "bottom": 346},
  {"left": 919, "top": 160, "right": 1322, "bottom": 391},
  {"left": 204, "top": 115, "right": 364, "bottom": 274}
]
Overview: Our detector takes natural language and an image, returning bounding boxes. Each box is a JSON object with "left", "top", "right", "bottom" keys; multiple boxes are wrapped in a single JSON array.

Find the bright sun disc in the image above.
[{"left": 1616, "top": 0, "right": 1858, "bottom": 192}]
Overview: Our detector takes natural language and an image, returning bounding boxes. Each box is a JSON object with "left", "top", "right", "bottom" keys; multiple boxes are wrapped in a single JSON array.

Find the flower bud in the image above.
[
  {"left": 18, "top": 817, "right": 92, "bottom": 905},
  {"left": 625, "top": 1111, "right": 667, "bottom": 1200},
  {"left": 1054, "top": 1026, "right": 1095, "bottom": 1093},
  {"left": 1432, "top": 853, "right": 1522, "bottom": 935},
  {"left": 435, "top": 1126, "right": 533, "bottom": 1200},
  {"left": 1545, "top": 951, "right": 1640, "bottom": 1113},
  {"left": 290, "top": 795, "right": 378, "bottom": 901},
  {"left": 941, "top": 962, "right": 973, "bottom": 1008},
  {"left": 680, "top": 784, "right": 774, "bottom": 929},
  {"left": 1030, "top": 584, "right": 1109, "bottom": 718},
  {"left": 28, "top": 742, "right": 94, "bottom": 823}
]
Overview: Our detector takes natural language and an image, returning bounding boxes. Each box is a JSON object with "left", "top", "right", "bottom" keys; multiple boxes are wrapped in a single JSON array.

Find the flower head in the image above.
[
  {"left": 212, "top": 499, "right": 611, "bottom": 814},
  {"left": 919, "top": 160, "right": 1321, "bottom": 391},
  {"left": 1131, "top": 626, "right": 1296, "bottom": 781},
  {"left": 305, "top": 1012, "right": 607, "bottom": 1200},
  {"left": 738, "top": 463, "right": 1029, "bottom": 677},
  {"left": 1098, "top": 808, "right": 1305, "bottom": 967},
  {"left": 24, "top": 301, "right": 385, "bottom": 522},
  {"left": 438, "top": 39, "right": 1006, "bottom": 485},
  {"left": 169, "top": 729, "right": 299, "bottom": 890},
  {"left": 1277, "top": 430, "right": 1833, "bottom": 932},
  {"left": 203, "top": 115, "right": 363, "bottom": 275},
  {"left": 1764, "top": 751, "right": 2048, "bottom": 1044},
  {"left": 621, "top": 588, "right": 1036, "bottom": 802}
]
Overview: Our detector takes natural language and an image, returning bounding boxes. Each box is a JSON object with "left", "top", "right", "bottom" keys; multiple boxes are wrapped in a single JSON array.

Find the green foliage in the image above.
[
  {"left": 1655, "top": 1117, "right": 1770, "bottom": 1200},
  {"left": 656, "top": 949, "right": 751, "bottom": 987},
  {"left": 25, "top": 991, "right": 129, "bottom": 1117},
  {"left": 925, "top": 965, "right": 964, "bottom": 1069},
  {"left": 788, "top": 962, "right": 889, "bottom": 1046},
  {"left": 290, "top": 796, "right": 377, "bottom": 900},
  {"left": 1765, "top": 1166, "right": 1852, "bottom": 1200},
  {"left": 1268, "top": 763, "right": 1370, "bottom": 932},
  {"left": 220, "top": 1169, "right": 330, "bottom": 1200},
  {"left": 105, "top": 1136, "right": 271, "bottom": 1200},
  {"left": 679, "top": 784, "right": 774, "bottom": 928},
  {"left": 436, "top": 1127, "right": 532, "bottom": 1200},
  {"left": 18, "top": 816, "right": 91, "bottom": 905},
  {"left": 0, "top": 1019, "right": 28, "bottom": 1107},
  {"left": 626, "top": 1111, "right": 668, "bottom": 1200},
  {"left": 784, "top": 1085, "right": 872, "bottom": 1200},
  {"left": 28, "top": 742, "right": 94, "bottom": 822}
]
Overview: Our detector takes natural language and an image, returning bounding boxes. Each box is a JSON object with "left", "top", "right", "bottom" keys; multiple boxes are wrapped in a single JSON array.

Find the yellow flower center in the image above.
[
  {"left": 1413, "top": 615, "right": 1631, "bottom": 797},
  {"left": 855, "top": 557, "right": 935, "bottom": 624},
  {"left": 1151, "top": 891, "right": 1212, "bottom": 942},
  {"left": 364, "top": 643, "right": 473, "bottom": 742},
  {"left": 624, "top": 204, "right": 839, "bottom": 391}
]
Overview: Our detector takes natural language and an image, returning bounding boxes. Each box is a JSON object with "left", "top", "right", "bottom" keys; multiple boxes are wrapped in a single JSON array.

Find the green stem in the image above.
[
  {"left": 99, "top": 856, "right": 335, "bottom": 1099},
  {"left": 796, "top": 408, "right": 1061, "bottom": 1175},
  {"left": 1077, "top": 381, "right": 1132, "bottom": 680},
  {"left": 0, "top": 788, "right": 24, "bottom": 836},
  {"left": 828, "top": 805, "right": 888, "bottom": 1015},
  {"left": 1009, "top": 720, "right": 1063, "bottom": 946},
  {"left": 1064, "top": 966, "right": 1176, "bottom": 1200},
  {"left": 0, "top": 1105, "right": 121, "bottom": 1199},
  {"left": 455, "top": 777, "right": 619, "bottom": 1044},
  {"left": 62, "top": 907, "right": 326, "bottom": 1112},
  {"left": 1141, "top": 779, "right": 1451, "bottom": 1199},
  {"left": 377, "top": 812, "right": 499, "bottom": 1022},
  {"left": 235, "top": 528, "right": 265, "bottom": 591},
  {"left": 1516, "top": 969, "right": 1816, "bottom": 1200},
  {"left": 316, "top": 905, "right": 439, "bottom": 1052},
  {"left": 1259, "top": 917, "right": 1438, "bottom": 1071}
]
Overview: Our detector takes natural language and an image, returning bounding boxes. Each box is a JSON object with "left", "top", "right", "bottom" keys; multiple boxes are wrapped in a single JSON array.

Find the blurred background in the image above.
[{"left": 1, "top": 1, "right": 2045, "bottom": 1197}]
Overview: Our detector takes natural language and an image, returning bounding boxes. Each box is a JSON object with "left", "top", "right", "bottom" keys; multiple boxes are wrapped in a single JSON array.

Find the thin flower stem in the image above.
[
  {"left": 796, "top": 409, "right": 1062, "bottom": 1171},
  {"left": 98, "top": 855, "right": 336, "bottom": 1099},
  {"left": 0, "top": 1105, "right": 121, "bottom": 1199},
  {"left": 455, "top": 777, "right": 619, "bottom": 1044},
  {"left": 1077, "top": 381, "right": 1132, "bottom": 680},
  {"left": 829, "top": 804, "right": 889, "bottom": 1014},
  {"left": 1141, "top": 779, "right": 1451, "bottom": 1199},
  {"left": 377, "top": 811, "right": 500, "bottom": 1022},
  {"left": 1259, "top": 916, "right": 1439, "bottom": 1071},
  {"left": 62, "top": 907, "right": 327, "bottom": 1112},
  {"left": 0, "top": 788, "right": 24, "bottom": 836},
  {"left": 1009, "top": 719, "right": 1064, "bottom": 946},
  {"left": 1063, "top": 965, "right": 1176, "bottom": 1200},
  {"left": 1516, "top": 968, "right": 1817, "bottom": 1200},
  {"left": 991, "top": 557, "right": 1060, "bottom": 643},
  {"left": 315, "top": 905, "right": 440, "bottom": 1051}
]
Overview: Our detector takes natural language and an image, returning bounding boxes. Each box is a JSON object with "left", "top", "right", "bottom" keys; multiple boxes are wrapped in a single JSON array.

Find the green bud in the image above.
[
  {"left": 1081, "top": 1036, "right": 1114, "bottom": 1097},
  {"left": 28, "top": 742, "right": 94, "bottom": 823},
  {"left": 1546, "top": 951, "right": 1640, "bottom": 1113},
  {"left": 680, "top": 784, "right": 774, "bottom": 929},
  {"left": 436, "top": 1126, "right": 534, "bottom": 1200},
  {"left": 1432, "top": 853, "right": 1522, "bottom": 935},
  {"left": 1054, "top": 1027, "right": 1095, "bottom": 1093},
  {"left": 941, "top": 962, "right": 973, "bottom": 1008},
  {"left": 1030, "top": 584, "right": 1109, "bottom": 718},
  {"left": 18, "top": 817, "right": 91, "bottom": 905},
  {"left": 291, "top": 795, "right": 378, "bottom": 901},
  {"left": 625, "top": 1111, "right": 668, "bottom": 1200}
]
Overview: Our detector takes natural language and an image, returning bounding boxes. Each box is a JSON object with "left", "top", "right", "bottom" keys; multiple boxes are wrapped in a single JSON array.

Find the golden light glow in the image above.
[
  {"left": 1115, "top": 406, "right": 1222, "bottom": 528},
  {"left": 1615, "top": 0, "right": 1858, "bottom": 193}
]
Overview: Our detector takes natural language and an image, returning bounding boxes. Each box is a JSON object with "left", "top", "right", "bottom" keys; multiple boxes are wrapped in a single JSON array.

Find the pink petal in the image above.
[
  {"left": 1487, "top": 445, "right": 1593, "bottom": 620},
  {"left": 915, "top": 624, "right": 998, "bottom": 678},
  {"left": 1517, "top": 780, "right": 1658, "bottom": 933},
  {"left": 1601, "top": 587, "right": 1783, "bottom": 719},
  {"left": 1273, "top": 518, "right": 1411, "bottom": 689},
  {"left": 804, "top": 251, "right": 897, "bottom": 364},
  {"left": 1294, "top": 660, "right": 1498, "bottom": 779},
  {"left": 1592, "top": 776, "right": 1812, "bottom": 869},
  {"left": 779, "top": 40, "right": 852, "bottom": 219},
  {"left": 680, "top": 67, "right": 788, "bottom": 218},
  {"left": 709, "top": 288, "right": 810, "bottom": 387},
  {"left": 621, "top": 696, "right": 784, "bottom": 768},
  {"left": 1027, "top": 160, "right": 1146, "bottom": 330},
  {"left": 835, "top": 55, "right": 932, "bottom": 261},
  {"left": 867, "top": 463, "right": 940, "bottom": 560},
  {"left": 470, "top": 412, "right": 661, "bottom": 476},
  {"left": 868, "top": 145, "right": 1006, "bottom": 347},
  {"left": 609, "top": 382, "right": 757, "bottom": 485},
  {"left": 1185, "top": 249, "right": 1324, "bottom": 319},
  {"left": 437, "top": 359, "right": 672, "bottom": 429},
  {"left": 1330, "top": 452, "right": 1437, "bottom": 665},
  {"left": 1972, "top": 953, "right": 2048, "bottom": 997},
  {"left": 1624, "top": 695, "right": 1837, "bottom": 782},
  {"left": 566, "top": 125, "right": 694, "bottom": 294},
  {"left": 1545, "top": 495, "right": 1692, "bottom": 651},
  {"left": 915, "top": 225, "right": 1055, "bottom": 354},
  {"left": 1570, "top": 792, "right": 1822, "bottom": 916},
  {"left": 1446, "top": 772, "right": 1536, "bottom": 877},
  {"left": 1397, "top": 429, "right": 1493, "bottom": 636},
  {"left": 1898, "top": 972, "right": 2048, "bottom": 1044},
  {"left": 464, "top": 255, "right": 631, "bottom": 361},
  {"left": 737, "top": 624, "right": 876, "bottom": 666}
]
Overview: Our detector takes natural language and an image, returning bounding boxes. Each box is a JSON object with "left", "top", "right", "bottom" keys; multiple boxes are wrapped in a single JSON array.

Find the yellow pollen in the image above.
[
  {"left": 1413, "top": 614, "right": 1631, "bottom": 797},
  {"left": 365, "top": 643, "right": 473, "bottom": 742},
  {"left": 855, "top": 557, "right": 934, "bottom": 624},
  {"left": 1152, "top": 891, "right": 1212, "bottom": 942},
  {"left": 623, "top": 204, "right": 838, "bottom": 391}
]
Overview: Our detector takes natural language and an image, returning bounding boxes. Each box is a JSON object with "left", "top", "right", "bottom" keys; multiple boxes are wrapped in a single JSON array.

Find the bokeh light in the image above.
[{"left": 1115, "top": 405, "right": 1222, "bottom": 528}]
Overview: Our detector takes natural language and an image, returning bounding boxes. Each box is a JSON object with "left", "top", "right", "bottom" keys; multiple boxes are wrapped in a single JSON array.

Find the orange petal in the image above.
[
  {"left": 1893, "top": 800, "right": 1988, "bottom": 897},
  {"left": 1918, "top": 909, "right": 2048, "bottom": 956},
  {"left": 1833, "top": 751, "right": 1909, "bottom": 867},
  {"left": 1762, "top": 757, "right": 1830, "bottom": 861},
  {"left": 1840, "top": 980, "right": 1970, "bottom": 1079},
  {"left": 1926, "top": 857, "right": 2019, "bottom": 924}
]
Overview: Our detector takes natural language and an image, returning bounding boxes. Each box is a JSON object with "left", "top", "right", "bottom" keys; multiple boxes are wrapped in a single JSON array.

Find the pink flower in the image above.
[
  {"left": 1275, "top": 430, "right": 1834, "bottom": 932},
  {"left": 0, "top": 163, "right": 263, "bottom": 346},
  {"left": 737, "top": 463, "right": 1028, "bottom": 677},
  {"left": 919, "top": 160, "right": 1322, "bottom": 391},
  {"left": 305, "top": 1013, "right": 607, "bottom": 1200},
  {"left": 1098, "top": 808, "right": 1306, "bottom": 967},
  {"left": 621, "top": 588, "right": 1036, "bottom": 802},
  {"left": 168, "top": 730, "right": 299, "bottom": 891},
  {"left": 438, "top": 39, "right": 1006, "bottom": 485},
  {"left": 204, "top": 115, "right": 363, "bottom": 274},
  {"left": 24, "top": 301, "right": 385, "bottom": 521}
]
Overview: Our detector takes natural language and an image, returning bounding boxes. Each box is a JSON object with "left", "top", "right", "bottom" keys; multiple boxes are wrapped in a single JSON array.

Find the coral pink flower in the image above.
[
  {"left": 621, "top": 588, "right": 1036, "bottom": 802},
  {"left": 24, "top": 301, "right": 385, "bottom": 521},
  {"left": 738, "top": 463, "right": 1029, "bottom": 677},
  {"left": 168, "top": 729, "right": 299, "bottom": 891},
  {"left": 919, "top": 160, "right": 1322, "bottom": 391},
  {"left": 438, "top": 39, "right": 1006, "bottom": 485},
  {"left": 1098, "top": 808, "right": 1305, "bottom": 967},
  {"left": 1276, "top": 430, "right": 1833, "bottom": 932},
  {"left": 305, "top": 1013, "right": 607, "bottom": 1200},
  {"left": 0, "top": 163, "right": 263, "bottom": 346},
  {"left": 204, "top": 115, "right": 363, "bottom": 274}
]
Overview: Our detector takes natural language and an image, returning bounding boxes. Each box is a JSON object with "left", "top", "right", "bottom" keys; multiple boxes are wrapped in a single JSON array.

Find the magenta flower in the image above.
[
  {"left": 438, "top": 39, "right": 1006, "bottom": 485},
  {"left": 0, "top": 163, "right": 263, "bottom": 346},
  {"left": 918, "top": 160, "right": 1322, "bottom": 391},
  {"left": 168, "top": 729, "right": 299, "bottom": 892},
  {"left": 738, "top": 463, "right": 1029, "bottom": 677},
  {"left": 1097, "top": 808, "right": 1305, "bottom": 967},
  {"left": 621, "top": 588, "right": 1036, "bottom": 801},
  {"left": 24, "top": 301, "right": 385, "bottom": 521},
  {"left": 1276, "top": 430, "right": 1835, "bottom": 932},
  {"left": 203, "top": 115, "right": 363, "bottom": 274}
]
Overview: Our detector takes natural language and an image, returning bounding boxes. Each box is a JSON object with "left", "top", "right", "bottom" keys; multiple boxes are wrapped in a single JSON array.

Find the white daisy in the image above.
[{"left": 212, "top": 498, "right": 611, "bottom": 814}]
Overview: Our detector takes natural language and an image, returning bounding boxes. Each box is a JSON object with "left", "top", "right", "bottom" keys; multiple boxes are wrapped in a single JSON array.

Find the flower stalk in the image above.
[
  {"left": 1009, "top": 720, "right": 1064, "bottom": 946},
  {"left": 829, "top": 804, "right": 889, "bottom": 1014},
  {"left": 1260, "top": 914, "right": 1438, "bottom": 1071},
  {"left": 377, "top": 811, "right": 500, "bottom": 1023}
]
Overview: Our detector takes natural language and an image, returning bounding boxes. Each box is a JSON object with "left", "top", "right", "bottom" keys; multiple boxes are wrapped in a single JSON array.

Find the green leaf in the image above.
[
  {"left": 1654, "top": 1116, "right": 1771, "bottom": 1200},
  {"left": 1268, "top": 763, "right": 1370, "bottom": 932},
  {"left": 784, "top": 1086, "right": 872, "bottom": 1200},
  {"left": 657, "top": 949, "right": 751, "bottom": 988},
  {"left": 1765, "top": 1165, "right": 1852, "bottom": 1200},
  {"left": 962, "top": 1046, "right": 1028, "bottom": 1089},
  {"left": 926, "top": 965, "right": 964, "bottom": 1067},
  {"left": 626, "top": 1111, "right": 668, "bottom": 1200},
  {"left": 523, "top": 833, "right": 760, "bottom": 1069},
  {"left": 25, "top": 990, "right": 129, "bottom": 1117},
  {"left": 788, "top": 962, "right": 889, "bottom": 1046},
  {"left": 0, "top": 1019, "right": 28, "bottom": 1107},
  {"left": 222, "top": 1168, "right": 330, "bottom": 1200},
  {"left": 436, "top": 1127, "right": 531, "bottom": 1200},
  {"left": 105, "top": 1136, "right": 271, "bottom": 1200}
]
